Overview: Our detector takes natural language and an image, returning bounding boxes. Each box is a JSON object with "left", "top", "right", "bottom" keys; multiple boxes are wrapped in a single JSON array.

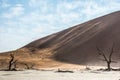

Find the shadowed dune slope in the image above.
[{"left": 1, "top": 11, "right": 120, "bottom": 68}]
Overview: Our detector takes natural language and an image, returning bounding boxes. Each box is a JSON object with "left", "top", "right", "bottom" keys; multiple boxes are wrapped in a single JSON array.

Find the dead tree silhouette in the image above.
[
  {"left": 96, "top": 43, "right": 116, "bottom": 71},
  {"left": 8, "top": 54, "right": 17, "bottom": 70},
  {"left": 21, "top": 63, "right": 35, "bottom": 69}
]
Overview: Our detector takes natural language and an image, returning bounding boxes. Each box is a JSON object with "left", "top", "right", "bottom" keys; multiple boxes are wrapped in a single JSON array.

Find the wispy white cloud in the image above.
[
  {"left": 0, "top": 0, "right": 10, "bottom": 8},
  {"left": 80, "top": 0, "right": 120, "bottom": 20},
  {"left": 29, "top": 0, "right": 38, "bottom": 7},
  {"left": 1, "top": 4, "right": 24, "bottom": 18}
]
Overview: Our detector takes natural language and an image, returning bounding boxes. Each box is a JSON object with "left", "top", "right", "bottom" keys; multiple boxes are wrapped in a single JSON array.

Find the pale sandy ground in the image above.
[{"left": 0, "top": 69, "right": 120, "bottom": 80}]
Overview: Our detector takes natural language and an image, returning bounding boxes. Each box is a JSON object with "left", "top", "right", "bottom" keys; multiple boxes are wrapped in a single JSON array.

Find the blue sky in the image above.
[{"left": 0, "top": 0, "right": 120, "bottom": 52}]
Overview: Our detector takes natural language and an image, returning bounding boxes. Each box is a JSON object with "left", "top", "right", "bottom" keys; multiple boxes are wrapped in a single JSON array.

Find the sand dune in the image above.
[{"left": 0, "top": 11, "right": 120, "bottom": 69}]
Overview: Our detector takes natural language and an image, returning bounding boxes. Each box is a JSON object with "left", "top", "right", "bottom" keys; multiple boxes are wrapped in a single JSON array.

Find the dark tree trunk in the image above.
[
  {"left": 8, "top": 62, "right": 12, "bottom": 70},
  {"left": 107, "top": 62, "right": 111, "bottom": 71},
  {"left": 8, "top": 54, "right": 14, "bottom": 70}
]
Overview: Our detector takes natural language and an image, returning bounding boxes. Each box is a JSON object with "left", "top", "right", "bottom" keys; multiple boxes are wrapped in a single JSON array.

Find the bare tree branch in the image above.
[
  {"left": 109, "top": 43, "right": 114, "bottom": 62},
  {"left": 96, "top": 43, "right": 116, "bottom": 71},
  {"left": 96, "top": 46, "right": 108, "bottom": 62},
  {"left": 21, "top": 63, "right": 35, "bottom": 69}
]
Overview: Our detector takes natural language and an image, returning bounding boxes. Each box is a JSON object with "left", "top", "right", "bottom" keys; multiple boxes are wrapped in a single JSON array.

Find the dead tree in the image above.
[
  {"left": 13, "top": 60, "right": 17, "bottom": 70},
  {"left": 21, "top": 63, "right": 35, "bottom": 69},
  {"left": 96, "top": 43, "right": 115, "bottom": 71},
  {"left": 8, "top": 54, "right": 17, "bottom": 70}
]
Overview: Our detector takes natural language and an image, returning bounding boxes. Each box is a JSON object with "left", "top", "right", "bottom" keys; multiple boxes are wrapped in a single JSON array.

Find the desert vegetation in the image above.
[
  {"left": 20, "top": 63, "right": 35, "bottom": 69},
  {"left": 0, "top": 53, "right": 36, "bottom": 71},
  {"left": 96, "top": 43, "right": 116, "bottom": 71},
  {"left": 8, "top": 54, "right": 17, "bottom": 71},
  {"left": 55, "top": 68, "right": 74, "bottom": 73}
]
